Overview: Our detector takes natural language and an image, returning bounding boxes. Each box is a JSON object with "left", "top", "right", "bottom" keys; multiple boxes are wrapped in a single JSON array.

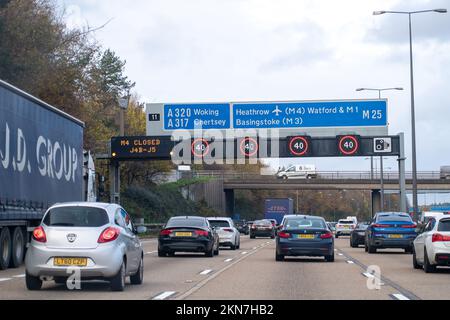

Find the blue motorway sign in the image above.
[
  {"left": 164, "top": 104, "right": 230, "bottom": 130},
  {"left": 233, "top": 101, "right": 387, "bottom": 129}
]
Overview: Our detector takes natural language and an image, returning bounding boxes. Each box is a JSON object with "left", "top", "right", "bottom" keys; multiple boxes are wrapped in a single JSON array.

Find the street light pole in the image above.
[{"left": 373, "top": 8, "right": 447, "bottom": 220}]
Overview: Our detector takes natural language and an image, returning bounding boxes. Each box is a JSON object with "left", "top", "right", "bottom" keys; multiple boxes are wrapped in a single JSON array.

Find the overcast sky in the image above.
[{"left": 58, "top": 0, "right": 450, "bottom": 194}]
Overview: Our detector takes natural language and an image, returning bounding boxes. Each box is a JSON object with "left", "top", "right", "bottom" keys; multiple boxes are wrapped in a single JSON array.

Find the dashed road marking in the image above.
[
  {"left": 224, "top": 259, "right": 233, "bottom": 262},
  {"left": 347, "top": 261, "right": 355, "bottom": 264},
  {"left": 362, "top": 272, "right": 375, "bottom": 278},
  {"left": 241, "top": 252, "right": 248, "bottom": 255},
  {"left": 200, "top": 269, "right": 213, "bottom": 275},
  {"left": 391, "top": 293, "right": 410, "bottom": 301},
  {"left": 12, "top": 274, "right": 25, "bottom": 278},
  {"left": 338, "top": 253, "right": 344, "bottom": 256},
  {"left": 145, "top": 251, "right": 156, "bottom": 255},
  {"left": 152, "top": 291, "right": 177, "bottom": 300},
  {"left": 0, "top": 278, "right": 12, "bottom": 282}
]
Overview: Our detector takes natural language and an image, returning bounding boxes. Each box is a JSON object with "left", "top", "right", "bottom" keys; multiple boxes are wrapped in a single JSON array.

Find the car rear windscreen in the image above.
[
  {"left": 285, "top": 218, "right": 326, "bottom": 229},
  {"left": 43, "top": 207, "right": 109, "bottom": 227},
  {"left": 377, "top": 215, "right": 412, "bottom": 222},
  {"left": 254, "top": 220, "right": 272, "bottom": 226},
  {"left": 167, "top": 218, "right": 206, "bottom": 228},
  {"left": 438, "top": 219, "right": 450, "bottom": 232},
  {"left": 209, "top": 220, "right": 230, "bottom": 228}
]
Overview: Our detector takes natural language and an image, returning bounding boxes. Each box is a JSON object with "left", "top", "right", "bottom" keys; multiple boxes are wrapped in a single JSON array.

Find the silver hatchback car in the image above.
[{"left": 25, "top": 202, "right": 145, "bottom": 291}]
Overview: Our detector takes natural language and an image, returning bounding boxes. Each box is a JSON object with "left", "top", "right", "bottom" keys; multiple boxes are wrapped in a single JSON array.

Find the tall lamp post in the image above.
[
  {"left": 373, "top": 8, "right": 447, "bottom": 218},
  {"left": 356, "top": 87, "right": 403, "bottom": 211}
]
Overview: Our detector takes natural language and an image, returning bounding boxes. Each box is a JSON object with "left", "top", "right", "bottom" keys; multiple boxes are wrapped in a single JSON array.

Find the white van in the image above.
[{"left": 276, "top": 165, "right": 317, "bottom": 180}]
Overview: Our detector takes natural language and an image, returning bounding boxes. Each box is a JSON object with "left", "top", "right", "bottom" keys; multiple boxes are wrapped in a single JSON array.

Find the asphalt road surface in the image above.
[{"left": 0, "top": 236, "right": 449, "bottom": 300}]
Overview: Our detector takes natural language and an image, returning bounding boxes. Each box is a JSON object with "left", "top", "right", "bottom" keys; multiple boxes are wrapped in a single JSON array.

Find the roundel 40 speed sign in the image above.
[
  {"left": 337, "top": 135, "right": 360, "bottom": 156},
  {"left": 288, "top": 136, "right": 311, "bottom": 157}
]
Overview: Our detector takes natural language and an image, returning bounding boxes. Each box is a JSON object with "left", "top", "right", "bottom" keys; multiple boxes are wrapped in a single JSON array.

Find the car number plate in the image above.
[
  {"left": 54, "top": 257, "right": 87, "bottom": 267},
  {"left": 175, "top": 232, "right": 193, "bottom": 237},
  {"left": 298, "top": 234, "right": 315, "bottom": 239},
  {"left": 388, "top": 234, "right": 403, "bottom": 239}
]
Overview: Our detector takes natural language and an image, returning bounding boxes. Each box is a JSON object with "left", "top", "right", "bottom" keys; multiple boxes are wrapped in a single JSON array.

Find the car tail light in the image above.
[
  {"left": 320, "top": 232, "right": 333, "bottom": 239},
  {"left": 401, "top": 224, "right": 417, "bottom": 229},
  {"left": 251, "top": 225, "right": 257, "bottom": 229},
  {"left": 159, "top": 229, "right": 173, "bottom": 236},
  {"left": 373, "top": 224, "right": 390, "bottom": 228},
  {"left": 278, "top": 232, "right": 290, "bottom": 239},
  {"left": 32, "top": 226, "right": 46, "bottom": 243},
  {"left": 98, "top": 227, "right": 120, "bottom": 243},
  {"left": 195, "top": 230, "right": 209, "bottom": 236},
  {"left": 432, "top": 233, "right": 450, "bottom": 242},
  {"left": 223, "top": 228, "right": 234, "bottom": 232}
]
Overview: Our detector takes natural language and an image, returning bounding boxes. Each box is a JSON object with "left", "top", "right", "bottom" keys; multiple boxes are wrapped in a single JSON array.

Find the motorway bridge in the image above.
[{"left": 194, "top": 171, "right": 450, "bottom": 215}]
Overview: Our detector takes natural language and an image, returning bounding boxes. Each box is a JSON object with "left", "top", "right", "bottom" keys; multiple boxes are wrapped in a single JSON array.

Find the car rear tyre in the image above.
[
  {"left": 350, "top": 238, "right": 357, "bottom": 248},
  {"left": 10, "top": 227, "right": 25, "bottom": 268},
  {"left": 405, "top": 246, "right": 413, "bottom": 254},
  {"left": 368, "top": 243, "right": 377, "bottom": 254},
  {"left": 214, "top": 243, "right": 219, "bottom": 256},
  {"left": 205, "top": 246, "right": 214, "bottom": 257},
  {"left": 230, "top": 243, "right": 236, "bottom": 250},
  {"left": 423, "top": 249, "right": 436, "bottom": 273},
  {"left": 271, "top": 234, "right": 275, "bottom": 239},
  {"left": 0, "top": 227, "right": 12, "bottom": 270},
  {"left": 365, "top": 243, "right": 369, "bottom": 252},
  {"left": 130, "top": 256, "right": 144, "bottom": 285},
  {"left": 110, "top": 261, "right": 126, "bottom": 291},
  {"left": 335, "top": 233, "right": 339, "bottom": 239},
  {"left": 26, "top": 272, "right": 42, "bottom": 291},
  {"left": 250, "top": 235, "right": 255, "bottom": 239},
  {"left": 412, "top": 247, "right": 421, "bottom": 270},
  {"left": 54, "top": 277, "right": 67, "bottom": 285},
  {"left": 325, "top": 253, "right": 335, "bottom": 262},
  {"left": 275, "top": 252, "right": 284, "bottom": 261},
  {"left": 158, "top": 249, "right": 166, "bottom": 257}
]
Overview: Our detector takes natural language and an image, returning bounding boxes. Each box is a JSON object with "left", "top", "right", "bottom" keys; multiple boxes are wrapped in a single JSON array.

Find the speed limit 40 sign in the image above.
[
  {"left": 337, "top": 135, "right": 360, "bottom": 156},
  {"left": 288, "top": 136, "right": 312, "bottom": 157}
]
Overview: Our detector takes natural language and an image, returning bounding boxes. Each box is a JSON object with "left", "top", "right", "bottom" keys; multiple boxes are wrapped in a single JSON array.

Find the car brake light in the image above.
[
  {"left": 32, "top": 226, "right": 46, "bottom": 243},
  {"left": 160, "top": 229, "right": 173, "bottom": 236},
  {"left": 401, "top": 224, "right": 417, "bottom": 229},
  {"left": 373, "top": 224, "right": 390, "bottom": 228},
  {"left": 98, "top": 227, "right": 120, "bottom": 243},
  {"left": 195, "top": 230, "right": 209, "bottom": 236},
  {"left": 320, "top": 232, "right": 333, "bottom": 239},
  {"left": 223, "top": 228, "right": 233, "bottom": 232},
  {"left": 432, "top": 233, "right": 450, "bottom": 242},
  {"left": 278, "top": 232, "right": 290, "bottom": 238}
]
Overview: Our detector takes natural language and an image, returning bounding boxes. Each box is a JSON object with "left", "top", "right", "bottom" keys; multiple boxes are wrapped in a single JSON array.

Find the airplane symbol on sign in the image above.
[{"left": 272, "top": 106, "right": 283, "bottom": 116}]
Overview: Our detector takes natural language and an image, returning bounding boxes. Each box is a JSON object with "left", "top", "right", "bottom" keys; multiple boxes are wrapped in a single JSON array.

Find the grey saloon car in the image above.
[{"left": 25, "top": 202, "right": 145, "bottom": 291}]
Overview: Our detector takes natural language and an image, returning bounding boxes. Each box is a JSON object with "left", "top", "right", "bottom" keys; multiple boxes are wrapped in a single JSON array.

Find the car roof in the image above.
[
  {"left": 283, "top": 215, "right": 325, "bottom": 220},
  {"left": 433, "top": 215, "right": 450, "bottom": 222},
  {"left": 207, "top": 217, "right": 232, "bottom": 220},
  {"left": 50, "top": 202, "right": 118, "bottom": 210},
  {"left": 376, "top": 212, "right": 409, "bottom": 216},
  {"left": 170, "top": 216, "right": 206, "bottom": 220}
]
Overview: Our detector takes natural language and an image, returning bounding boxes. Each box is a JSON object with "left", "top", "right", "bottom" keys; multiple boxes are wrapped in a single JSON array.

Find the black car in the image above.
[
  {"left": 158, "top": 216, "right": 219, "bottom": 257},
  {"left": 250, "top": 220, "right": 275, "bottom": 239},
  {"left": 350, "top": 223, "right": 370, "bottom": 247}
]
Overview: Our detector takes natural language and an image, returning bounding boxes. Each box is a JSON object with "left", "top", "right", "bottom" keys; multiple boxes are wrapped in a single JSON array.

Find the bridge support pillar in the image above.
[
  {"left": 225, "top": 189, "right": 235, "bottom": 217},
  {"left": 371, "top": 190, "right": 381, "bottom": 217}
]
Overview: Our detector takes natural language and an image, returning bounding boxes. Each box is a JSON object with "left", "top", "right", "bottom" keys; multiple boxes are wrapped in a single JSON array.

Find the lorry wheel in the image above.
[
  {"left": 10, "top": 227, "right": 25, "bottom": 268},
  {"left": 0, "top": 227, "right": 12, "bottom": 270}
]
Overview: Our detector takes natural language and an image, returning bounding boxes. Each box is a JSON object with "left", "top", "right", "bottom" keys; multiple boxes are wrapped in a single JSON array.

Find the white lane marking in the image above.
[
  {"left": 362, "top": 272, "right": 375, "bottom": 278},
  {"left": 13, "top": 274, "right": 26, "bottom": 278},
  {"left": 224, "top": 259, "right": 233, "bottom": 262},
  {"left": 145, "top": 251, "right": 156, "bottom": 255},
  {"left": 200, "top": 269, "right": 213, "bottom": 275},
  {"left": 252, "top": 247, "right": 257, "bottom": 250},
  {"left": 347, "top": 261, "right": 355, "bottom": 264},
  {"left": 241, "top": 252, "right": 248, "bottom": 255},
  {"left": 152, "top": 291, "right": 177, "bottom": 300},
  {"left": 0, "top": 278, "right": 12, "bottom": 282},
  {"left": 391, "top": 294, "right": 410, "bottom": 301},
  {"left": 338, "top": 253, "right": 344, "bottom": 256},
  {"left": 334, "top": 249, "right": 337, "bottom": 251}
]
